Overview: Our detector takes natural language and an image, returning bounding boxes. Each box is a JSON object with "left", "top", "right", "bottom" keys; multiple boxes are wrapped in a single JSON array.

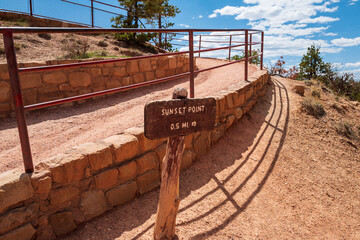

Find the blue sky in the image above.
[{"left": 2, "top": 0, "right": 359, "bottom": 79}]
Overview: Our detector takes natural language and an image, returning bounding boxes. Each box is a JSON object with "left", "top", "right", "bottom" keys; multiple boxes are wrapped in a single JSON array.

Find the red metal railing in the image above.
[{"left": 0, "top": 27, "right": 264, "bottom": 173}]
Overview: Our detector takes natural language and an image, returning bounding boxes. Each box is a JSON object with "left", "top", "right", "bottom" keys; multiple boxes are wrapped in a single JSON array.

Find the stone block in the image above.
[
  {"left": 21, "top": 88, "right": 37, "bottom": 105},
  {"left": 49, "top": 152, "right": 88, "bottom": 184},
  {"left": 0, "top": 103, "right": 10, "bottom": 113},
  {"left": 124, "top": 126, "right": 164, "bottom": 153},
  {"left": 59, "top": 83, "right": 72, "bottom": 91},
  {"left": 93, "top": 76, "right": 106, "bottom": 88},
  {"left": 103, "top": 134, "right": 139, "bottom": 164},
  {"left": 154, "top": 143, "right": 166, "bottom": 163},
  {"left": 225, "top": 92, "right": 234, "bottom": 109},
  {"left": 155, "top": 69, "right": 166, "bottom": 78},
  {"left": 226, "top": 115, "right": 236, "bottom": 128},
  {"left": 50, "top": 185, "right": 79, "bottom": 205},
  {"left": 38, "top": 85, "right": 58, "bottom": 94},
  {"left": 194, "top": 133, "right": 210, "bottom": 157},
  {"left": 136, "top": 152, "right": 159, "bottom": 175},
  {"left": 168, "top": 56, "right": 177, "bottom": 69},
  {"left": 235, "top": 93, "right": 245, "bottom": 106},
  {"left": 211, "top": 124, "right": 226, "bottom": 144},
  {"left": 139, "top": 59, "right": 152, "bottom": 72},
  {"left": 184, "top": 134, "right": 193, "bottom": 149},
  {"left": 145, "top": 71, "right": 155, "bottom": 81},
  {"left": 122, "top": 76, "right": 132, "bottom": 86},
  {"left": 79, "top": 190, "right": 107, "bottom": 220},
  {"left": 127, "top": 60, "right": 139, "bottom": 74},
  {"left": 43, "top": 72, "right": 67, "bottom": 84},
  {"left": 118, "top": 161, "right": 137, "bottom": 184},
  {"left": 50, "top": 211, "right": 76, "bottom": 236},
  {"left": 133, "top": 73, "right": 145, "bottom": 84},
  {"left": 181, "top": 150, "right": 195, "bottom": 170},
  {"left": 34, "top": 176, "right": 52, "bottom": 200},
  {"left": 0, "top": 223, "right": 36, "bottom": 240},
  {"left": 0, "top": 71, "right": 9, "bottom": 80},
  {"left": 0, "top": 82, "right": 10, "bottom": 102},
  {"left": 106, "top": 79, "right": 121, "bottom": 89},
  {"left": 105, "top": 181, "right": 137, "bottom": 207},
  {"left": 234, "top": 107, "right": 243, "bottom": 119},
  {"left": 102, "top": 68, "right": 111, "bottom": 76},
  {"left": 245, "top": 87, "right": 254, "bottom": 101},
  {"left": 20, "top": 73, "right": 42, "bottom": 89},
  {"left": 94, "top": 169, "right": 118, "bottom": 191},
  {"left": 73, "top": 142, "right": 113, "bottom": 172},
  {"left": 112, "top": 67, "right": 126, "bottom": 77},
  {"left": 158, "top": 57, "right": 169, "bottom": 70},
  {"left": 114, "top": 61, "right": 126, "bottom": 67},
  {"left": 91, "top": 68, "right": 102, "bottom": 77},
  {"left": 0, "top": 171, "right": 34, "bottom": 214},
  {"left": 0, "top": 202, "right": 39, "bottom": 235},
  {"left": 136, "top": 170, "right": 160, "bottom": 195},
  {"left": 69, "top": 72, "right": 91, "bottom": 87}
]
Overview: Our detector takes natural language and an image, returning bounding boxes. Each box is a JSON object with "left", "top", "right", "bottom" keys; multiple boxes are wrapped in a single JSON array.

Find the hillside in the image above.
[{"left": 0, "top": 19, "right": 158, "bottom": 63}]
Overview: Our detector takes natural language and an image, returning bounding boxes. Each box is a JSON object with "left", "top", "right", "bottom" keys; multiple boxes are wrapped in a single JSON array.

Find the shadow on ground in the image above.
[{"left": 60, "top": 77, "right": 289, "bottom": 240}]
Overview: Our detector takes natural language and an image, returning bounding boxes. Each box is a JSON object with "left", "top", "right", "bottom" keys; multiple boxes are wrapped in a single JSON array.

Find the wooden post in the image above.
[{"left": 154, "top": 88, "right": 187, "bottom": 240}]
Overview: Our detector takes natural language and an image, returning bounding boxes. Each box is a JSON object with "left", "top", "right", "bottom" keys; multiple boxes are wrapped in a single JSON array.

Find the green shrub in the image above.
[
  {"left": 312, "top": 89, "right": 321, "bottom": 98},
  {"left": 98, "top": 40, "right": 108, "bottom": 47},
  {"left": 301, "top": 98, "right": 326, "bottom": 118},
  {"left": 335, "top": 121, "right": 355, "bottom": 139},
  {"left": 38, "top": 33, "right": 51, "bottom": 40}
]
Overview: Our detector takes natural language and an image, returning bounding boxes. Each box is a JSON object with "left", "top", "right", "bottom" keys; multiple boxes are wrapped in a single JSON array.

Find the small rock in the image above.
[{"left": 293, "top": 85, "right": 305, "bottom": 96}]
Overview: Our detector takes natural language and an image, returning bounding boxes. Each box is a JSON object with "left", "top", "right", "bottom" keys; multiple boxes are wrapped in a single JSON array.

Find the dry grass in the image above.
[
  {"left": 301, "top": 98, "right": 326, "bottom": 118},
  {"left": 335, "top": 121, "right": 356, "bottom": 139}
]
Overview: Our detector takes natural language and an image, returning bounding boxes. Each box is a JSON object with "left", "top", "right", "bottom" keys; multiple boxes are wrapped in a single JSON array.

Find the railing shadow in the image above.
[{"left": 60, "top": 77, "right": 277, "bottom": 240}]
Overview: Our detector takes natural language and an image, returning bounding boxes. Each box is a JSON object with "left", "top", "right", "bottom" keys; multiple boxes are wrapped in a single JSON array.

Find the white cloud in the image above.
[
  {"left": 344, "top": 62, "right": 360, "bottom": 68},
  {"left": 198, "top": 15, "right": 203, "bottom": 18},
  {"left": 332, "top": 37, "right": 360, "bottom": 47},
  {"left": 324, "top": 32, "right": 338, "bottom": 36},
  {"left": 179, "top": 24, "right": 190, "bottom": 28},
  {"left": 298, "top": 16, "right": 340, "bottom": 24}
]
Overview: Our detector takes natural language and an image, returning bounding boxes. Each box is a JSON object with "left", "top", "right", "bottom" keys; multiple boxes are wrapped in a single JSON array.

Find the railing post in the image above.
[
  {"left": 244, "top": 30, "right": 248, "bottom": 82},
  {"left": 189, "top": 30, "right": 195, "bottom": 98},
  {"left": 249, "top": 33, "right": 252, "bottom": 63},
  {"left": 228, "top": 35, "right": 232, "bottom": 60},
  {"left": 3, "top": 31, "right": 34, "bottom": 173},
  {"left": 29, "top": 0, "right": 33, "bottom": 16},
  {"left": 198, "top": 35, "right": 202, "bottom": 58},
  {"left": 91, "top": 0, "right": 94, "bottom": 28},
  {"left": 261, "top": 31, "right": 264, "bottom": 70},
  {"left": 164, "top": 33, "right": 167, "bottom": 51}
]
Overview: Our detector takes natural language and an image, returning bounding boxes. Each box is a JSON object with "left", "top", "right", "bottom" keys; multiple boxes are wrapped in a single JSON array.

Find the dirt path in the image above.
[
  {"left": 59, "top": 77, "right": 360, "bottom": 239},
  {"left": 0, "top": 58, "right": 257, "bottom": 172}
]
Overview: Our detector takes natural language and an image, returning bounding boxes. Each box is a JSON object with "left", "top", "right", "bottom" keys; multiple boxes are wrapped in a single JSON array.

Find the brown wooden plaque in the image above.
[{"left": 144, "top": 98, "right": 216, "bottom": 139}]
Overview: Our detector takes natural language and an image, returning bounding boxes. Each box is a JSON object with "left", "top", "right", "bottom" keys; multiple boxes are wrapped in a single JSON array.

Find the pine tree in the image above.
[{"left": 299, "top": 45, "right": 326, "bottom": 80}]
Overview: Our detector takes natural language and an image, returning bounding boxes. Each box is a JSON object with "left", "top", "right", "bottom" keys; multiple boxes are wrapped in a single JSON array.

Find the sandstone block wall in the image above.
[
  {"left": 0, "top": 69, "right": 269, "bottom": 239},
  {"left": 0, "top": 54, "right": 191, "bottom": 117}
]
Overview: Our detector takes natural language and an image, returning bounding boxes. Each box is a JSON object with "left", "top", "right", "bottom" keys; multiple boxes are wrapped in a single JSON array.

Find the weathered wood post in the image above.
[
  {"left": 153, "top": 88, "right": 187, "bottom": 240},
  {"left": 144, "top": 88, "right": 216, "bottom": 239}
]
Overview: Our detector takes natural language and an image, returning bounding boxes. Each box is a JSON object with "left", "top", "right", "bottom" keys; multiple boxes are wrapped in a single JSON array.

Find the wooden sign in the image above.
[{"left": 144, "top": 98, "right": 216, "bottom": 139}]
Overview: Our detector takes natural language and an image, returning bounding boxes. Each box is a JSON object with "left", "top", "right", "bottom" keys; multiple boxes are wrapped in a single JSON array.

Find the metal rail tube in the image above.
[
  {"left": 261, "top": 32, "right": 264, "bottom": 70},
  {"left": 29, "top": 0, "right": 33, "bottom": 16},
  {"left": 91, "top": 0, "right": 94, "bottom": 28},
  {"left": 3, "top": 31, "right": 33, "bottom": 173},
  {"left": 245, "top": 30, "right": 248, "bottom": 81},
  {"left": 93, "top": 0, "right": 127, "bottom": 10},
  {"left": 189, "top": 30, "right": 195, "bottom": 98},
  {"left": 228, "top": 35, "right": 232, "bottom": 60},
  {"left": 249, "top": 33, "right": 252, "bottom": 61},
  {"left": 0, "top": 27, "right": 263, "bottom": 34},
  {"left": 198, "top": 35, "right": 202, "bottom": 57},
  {"left": 25, "top": 72, "right": 190, "bottom": 111},
  {"left": 19, "top": 51, "right": 190, "bottom": 73},
  {"left": 193, "top": 43, "right": 245, "bottom": 54},
  {"left": 195, "top": 58, "right": 245, "bottom": 74}
]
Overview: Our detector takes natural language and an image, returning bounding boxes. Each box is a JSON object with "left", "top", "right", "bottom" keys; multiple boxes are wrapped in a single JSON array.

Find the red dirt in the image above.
[
  {"left": 0, "top": 58, "right": 257, "bottom": 173},
  {"left": 58, "top": 76, "right": 360, "bottom": 239}
]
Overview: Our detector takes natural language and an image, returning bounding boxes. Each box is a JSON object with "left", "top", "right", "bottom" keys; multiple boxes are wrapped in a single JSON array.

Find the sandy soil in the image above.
[
  {"left": 58, "top": 76, "right": 360, "bottom": 240},
  {"left": 0, "top": 58, "right": 257, "bottom": 172}
]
